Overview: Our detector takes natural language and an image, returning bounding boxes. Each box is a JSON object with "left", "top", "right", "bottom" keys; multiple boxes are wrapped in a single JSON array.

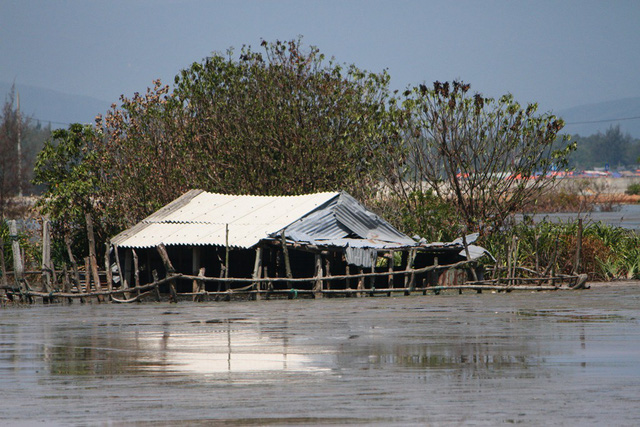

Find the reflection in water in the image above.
[{"left": 1, "top": 286, "right": 640, "bottom": 425}]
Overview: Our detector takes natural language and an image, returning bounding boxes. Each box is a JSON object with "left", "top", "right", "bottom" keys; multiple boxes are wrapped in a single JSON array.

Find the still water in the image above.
[{"left": 1, "top": 285, "right": 639, "bottom": 425}]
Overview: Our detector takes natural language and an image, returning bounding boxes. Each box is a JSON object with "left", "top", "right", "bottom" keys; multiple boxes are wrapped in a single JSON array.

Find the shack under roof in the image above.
[{"left": 111, "top": 190, "right": 417, "bottom": 250}]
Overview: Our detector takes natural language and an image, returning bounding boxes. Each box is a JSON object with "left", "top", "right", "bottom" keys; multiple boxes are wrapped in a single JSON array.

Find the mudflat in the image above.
[{"left": 1, "top": 285, "right": 639, "bottom": 425}]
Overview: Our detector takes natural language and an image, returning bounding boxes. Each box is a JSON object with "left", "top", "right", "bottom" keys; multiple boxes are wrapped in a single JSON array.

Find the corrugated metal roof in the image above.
[
  {"left": 112, "top": 191, "right": 340, "bottom": 248},
  {"left": 283, "top": 192, "right": 416, "bottom": 245}
]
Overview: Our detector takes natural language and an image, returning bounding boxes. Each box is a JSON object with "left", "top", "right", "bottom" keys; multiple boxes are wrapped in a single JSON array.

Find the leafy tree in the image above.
[
  {"left": 32, "top": 124, "right": 100, "bottom": 240},
  {"left": 385, "top": 81, "right": 575, "bottom": 235},
  {"left": 87, "top": 39, "right": 396, "bottom": 231}
]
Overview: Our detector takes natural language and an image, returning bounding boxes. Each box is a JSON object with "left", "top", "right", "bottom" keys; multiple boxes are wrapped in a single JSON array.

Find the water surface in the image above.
[{"left": 1, "top": 285, "right": 639, "bottom": 425}]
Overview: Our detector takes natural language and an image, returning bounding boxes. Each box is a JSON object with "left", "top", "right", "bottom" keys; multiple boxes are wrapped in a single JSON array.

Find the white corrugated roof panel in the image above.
[{"left": 113, "top": 191, "right": 340, "bottom": 249}]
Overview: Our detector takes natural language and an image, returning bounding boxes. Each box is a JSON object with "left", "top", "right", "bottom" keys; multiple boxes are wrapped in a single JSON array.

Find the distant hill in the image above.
[
  {"left": 0, "top": 82, "right": 111, "bottom": 129},
  {"left": 558, "top": 97, "right": 640, "bottom": 138}
]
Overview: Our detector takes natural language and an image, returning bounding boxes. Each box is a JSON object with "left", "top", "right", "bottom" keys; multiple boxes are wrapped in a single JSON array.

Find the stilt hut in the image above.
[{"left": 110, "top": 190, "right": 484, "bottom": 298}]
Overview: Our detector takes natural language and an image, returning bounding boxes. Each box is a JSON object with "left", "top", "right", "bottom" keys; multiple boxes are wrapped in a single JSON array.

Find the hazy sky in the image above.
[{"left": 2, "top": 0, "right": 639, "bottom": 112}]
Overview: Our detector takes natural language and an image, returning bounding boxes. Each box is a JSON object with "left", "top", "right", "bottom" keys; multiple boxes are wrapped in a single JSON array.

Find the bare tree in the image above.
[{"left": 385, "top": 81, "right": 575, "bottom": 236}]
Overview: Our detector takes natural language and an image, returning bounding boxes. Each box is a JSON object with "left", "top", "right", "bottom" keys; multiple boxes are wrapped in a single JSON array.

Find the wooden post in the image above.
[
  {"left": 345, "top": 264, "right": 351, "bottom": 292},
  {"left": 224, "top": 224, "right": 230, "bottom": 299},
  {"left": 324, "top": 256, "right": 331, "bottom": 291},
  {"left": 252, "top": 246, "right": 263, "bottom": 300},
  {"left": 65, "top": 234, "right": 83, "bottom": 301},
  {"left": 157, "top": 244, "right": 178, "bottom": 303},
  {"left": 281, "top": 232, "right": 293, "bottom": 283},
  {"left": 196, "top": 267, "right": 206, "bottom": 302},
  {"left": 313, "top": 253, "right": 324, "bottom": 298},
  {"left": 405, "top": 249, "right": 417, "bottom": 296},
  {"left": 387, "top": 250, "right": 394, "bottom": 289},
  {"left": 113, "top": 245, "right": 127, "bottom": 291},
  {"left": 41, "top": 219, "right": 53, "bottom": 294},
  {"left": 224, "top": 224, "right": 230, "bottom": 280},
  {"left": 356, "top": 267, "right": 364, "bottom": 298},
  {"left": 432, "top": 257, "right": 440, "bottom": 295},
  {"left": 573, "top": 218, "right": 583, "bottom": 275},
  {"left": 62, "top": 264, "right": 73, "bottom": 304},
  {"left": 85, "top": 213, "right": 102, "bottom": 292},
  {"left": 10, "top": 220, "right": 28, "bottom": 301},
  {"left": 192, "top": 247, "right": 201, "bottom": 301},
  {"left": 132, "top": 249, "right": 141, "bottom": 297},
  {"left": 152, "top": 269, "right": 162, "bottom": 301},
  {"left": 104, "top": 243, "right": 113, "bottom": 293},
  {"left": 84, "top": 257, "right": 91, "bottom": 294},
  {"left": 0, "top": 237, "right": 8, "bottom": 296}
]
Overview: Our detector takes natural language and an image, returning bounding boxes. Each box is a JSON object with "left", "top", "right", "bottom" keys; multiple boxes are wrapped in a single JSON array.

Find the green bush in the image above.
[{"left": 625, "top": 183, "right": 640, "bottom": 195}]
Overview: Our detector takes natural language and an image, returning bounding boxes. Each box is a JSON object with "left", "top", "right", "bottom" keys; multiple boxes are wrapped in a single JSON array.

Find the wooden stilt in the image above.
[
  {"left": 356, "top": 267, "right": 364, "bottom": 298},
  {"left": 85, "top": 213, "right": 102, "bottom": 293},
  {"left": 132, "top": 249, "right": 141, "bottom": 297},
  {"left": 113, "top": 245, "right": 129, "bottom": 299},
  {"left": 252, "top": 246, "right": 263, "bottom": 300},
  {"left": 152, "top": 270, "right": 161, "bottom": 301},
  {"left": 104, "top": 243, "right": 113, "bottom": 293},
  {"left": 281, "top": 233, "right": 293, "bottom": 284},
  {"left": 157, "top": 244, "right": 178, "bottom": 303},
  {"left": 324, "top": 256, "right": 331, "bottom": 291},
  {"left": 9, "top": 221, "right": 29, "bottom": 302},
  {"left": 387, "top": 250, "right": 394, "bottom": 292},
  {"left": 65, "top": 234, "right": 83, "bottom": 302},
  {"left": 573, "top": 218, "right": 583, "bottom": 275},
  {"left": 0, "top": 237, "right": 9, "bottom": 298},
  {"left": 41, "top": 219, "right": 54, "bottom": 295},
  {"left": 313, "top": 253, "right": 323, "bottom": 298}
]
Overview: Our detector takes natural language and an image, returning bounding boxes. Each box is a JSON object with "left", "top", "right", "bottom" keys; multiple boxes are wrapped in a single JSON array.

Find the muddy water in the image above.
[{"left": 1, "top": 286, "right": 640, "bottom": 426}]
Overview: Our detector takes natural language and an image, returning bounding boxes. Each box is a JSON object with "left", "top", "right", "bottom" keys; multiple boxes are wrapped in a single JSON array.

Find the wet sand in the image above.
[{"left": 1, "top": 285, "right": 639, "bottom": 425}]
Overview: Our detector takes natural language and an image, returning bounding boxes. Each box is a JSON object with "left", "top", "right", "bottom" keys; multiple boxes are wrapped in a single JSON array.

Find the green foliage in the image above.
[
  {"left": 397, "top": 190, "right": 458, "bottom": 242},
  {"left": 626, "top": 182, "right": 640, "bottom": 195},
  {"left": 32, "top": 124, "right": 98, "bottom": 227},
  {"left": 85, "top": 38, "right": 396, "bottom": 232},
  {"left": 481, "top": 219, "right": 640, "bottom": 280},
  {"left": 32, "top": 124, "right": 102, "bottom": 264}
]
